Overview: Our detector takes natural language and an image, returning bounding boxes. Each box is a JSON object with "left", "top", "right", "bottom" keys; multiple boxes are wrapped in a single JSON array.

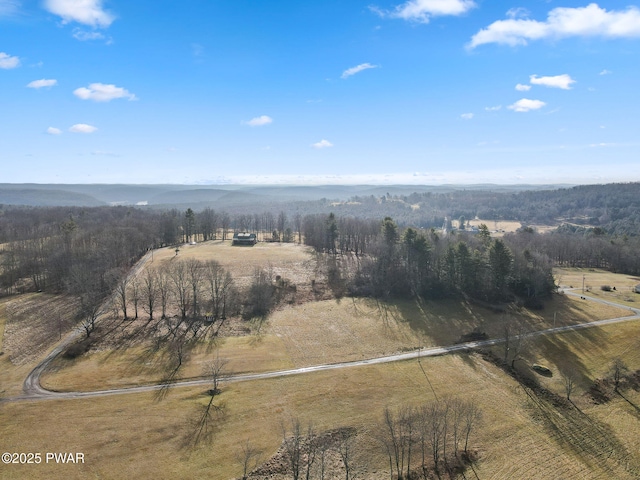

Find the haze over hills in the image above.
[{"left": 0, "top": 183, "right": 571, "bottom": 208}]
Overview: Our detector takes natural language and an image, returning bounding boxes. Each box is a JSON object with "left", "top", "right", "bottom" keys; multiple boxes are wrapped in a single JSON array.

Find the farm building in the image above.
[{"left": 232, "top": 232, "right": 257, "bottom": 246}]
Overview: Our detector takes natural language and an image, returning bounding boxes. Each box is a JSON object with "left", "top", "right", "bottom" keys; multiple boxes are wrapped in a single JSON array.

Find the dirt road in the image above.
[{"left": 3, "top": 287, "right": 639, "bottom": 403}]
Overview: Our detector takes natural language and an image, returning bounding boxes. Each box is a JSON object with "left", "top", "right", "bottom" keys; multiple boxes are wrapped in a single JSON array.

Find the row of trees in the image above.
[
  {"left": 240, "top": 400, "right": 481, "bottom": 480},
  {"left": 113, "top": 258, "right": 237, "bottom": 325},
  {"left": 380, "top": 400, "right": 481, "bottom": 479}
]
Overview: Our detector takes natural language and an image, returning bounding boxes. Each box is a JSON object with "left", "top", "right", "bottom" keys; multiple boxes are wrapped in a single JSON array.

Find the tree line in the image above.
[{"left": 301, "top": 214, "right": 556, "bottom": 305}]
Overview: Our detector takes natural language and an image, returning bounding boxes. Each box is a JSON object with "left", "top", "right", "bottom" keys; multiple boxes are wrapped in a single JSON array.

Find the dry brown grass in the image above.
[
  {"left": 1, "top": 295, "right": 79, "bottom": 398},
  {"left": 4, "top": 350, "right": 640, "bottom": 480},
  {"left": 4, "top": 247, "right": 640, "bottom": 479},
  {"left": 150, "top": 240, "right": 319, "bottom": 288},
  {"left": 41, "top": 290, "right": 632, "bottom": 393},
  {"left": 555, "top": 267, "right": 640, "bottom": 308}
]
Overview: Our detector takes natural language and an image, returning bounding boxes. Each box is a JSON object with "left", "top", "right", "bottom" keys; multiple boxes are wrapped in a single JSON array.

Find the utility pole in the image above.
[{"left": 582, "top": 274, "right": 586, "bottom": 294}]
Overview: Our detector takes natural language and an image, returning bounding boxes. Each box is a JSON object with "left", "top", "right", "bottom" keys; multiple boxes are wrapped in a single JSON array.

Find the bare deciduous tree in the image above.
[
  {"left": 191, "top": 353, "right": 229, "bottom": 446},
  {"left": 282, "top": 418, "right": 303, "bottom": 480},
  {"left": 236, "top": 439, "right": 262, "bottom": 480},
  {"left": 561, "top": 367, "right": 578, "bottom": 401},
  {"left": 203, "top": 354, "right": 229, "bottom": 396},
  {"left": 130, "top": 278, "right": 140, "bottom": 320},
  {"left": 142, "top": 268, "right": 158, "bottom": 321},
  {"left": 154, "top": 268, "right": 171, "bottom": 319},
  {"left": 185, "top": 258, "right": 204, "bottom": 318},
  {"left": 169, "top": 261, "right": 191, "bottom": 321},
  {"left": 609, "top": 357, "right": 629, "bottom": 393}
]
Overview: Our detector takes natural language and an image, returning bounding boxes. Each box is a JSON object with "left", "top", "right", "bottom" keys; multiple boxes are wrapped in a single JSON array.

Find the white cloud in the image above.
[
  {"left": 27, "top": 78, "right": 57, "bottom": 89},
  {"left": 0, "top": 52, "right": 20, "bottom": 69},
  {"left": 506, "top": 7, "right": 529, "bottom": 20},
  {"left": 460, "top": 113, "right": 474, "bottom": 120},
  {"left": 485, "top": 105, "right": 502, "bottom": 111},
  {"left": 73, "top": 83, "right": 136, "bottom": 102},
  {"left": 515, "top": 83, "right": 531, "bottom": 91},
  {"left": 341, "top": 63, "right": 379, "bottom": 79},
  {"left": 599, "top": 69, "right": 612, "bottom": 75},
  {"left": 469, "top": 3, "right": 640, "bottom": 48},
  {"left": 508, "top": 98, "right": 546, "bottom": 112},
  {"left": 44, "top": 0, "right": 114, "bottom": 27},
  {"left": 73, "top": 29, "right": 106, "bottom": 41},
  {"left": 46, "top": 127, "right": 62, "bottom": 135},
  {"left": 311, "top": 139, "right": 333, "bottom": 149},
  {"left": 376, "top": 0, "right": 476, "bottom": 23},
  {"left": 69, "top": 123, "right": 97, "bottom": 133},
  {"left": 245, "top": 115, "right": 273, "bottom": 127},
  {"left": 530, "top": 74, "right": 576, "bottom": 89}
]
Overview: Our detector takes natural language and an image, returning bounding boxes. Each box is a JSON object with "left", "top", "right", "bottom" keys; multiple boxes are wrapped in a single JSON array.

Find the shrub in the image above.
[
  {"left": 63, "top": 338, "right": 93, "bottom": 359},
  {"left": 600, "top": 285, "right": 612, "bottom": 292}
]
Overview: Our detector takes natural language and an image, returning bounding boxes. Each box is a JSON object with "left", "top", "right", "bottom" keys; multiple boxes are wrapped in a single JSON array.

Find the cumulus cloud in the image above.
[
  {"left": 460, "top": 113, "right": 474, "bottom": 120},
  {"left": 508, "top": 98, "right": 546, "bottom": 112},
  {"left": 515, "top": 83, "right": 531, "bottom": 91},
  {"left": 44, "top": 0, "right": 114, "bottom": 27},
  {"left": 245, "top": 115, "right": 273, "bottom": 127},
  {"left": 530, "top": 74, "right": 576, "bottom": 89},
  {"left": 374, "top": 0, "right": 476, "bottom": 23},
  {"left": 69, "top": 123, "right": 97, "bottom": 133},
  {"left": 599, "top": 69, "right": 612, "bottom": 75},
  {"left": 73, "top": 83, "right": 136, "bottom": 102},
  {"left": 0, "top": 52, "right": 20, "bottom": 69},
  {"left": 468, "top": 3, "right": 640, "bottom": 48},
  {"left": 46, "top": 127, "right": 62, "bottom": 135},
  {"left": 311, "top": 139, "right": 333, "bottom": 149},
  {"left": 485, "top": 105, "right": 502, "bottom": 111},
  {"left": 27, "top": 78, "right": 57, "bottom": 89},
  {"left": 341, "top": 63, "right": 379, "bottom": 79}
]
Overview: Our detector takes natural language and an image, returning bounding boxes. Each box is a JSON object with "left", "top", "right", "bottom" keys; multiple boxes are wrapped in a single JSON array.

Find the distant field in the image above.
[
  {"left": 149, "top": 240, "right": 318, "bottom": 288},
  {"left": 555, "top": 267, "right": 640, "bottom": 308}
]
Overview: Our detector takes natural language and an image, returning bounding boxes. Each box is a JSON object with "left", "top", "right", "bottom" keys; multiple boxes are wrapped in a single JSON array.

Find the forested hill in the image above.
[
  {"left": 388, "top": 182, "right": 640, "bottom": 235},
  {"left": 1, "top": 182, "right": 639, "bottom": 235}
]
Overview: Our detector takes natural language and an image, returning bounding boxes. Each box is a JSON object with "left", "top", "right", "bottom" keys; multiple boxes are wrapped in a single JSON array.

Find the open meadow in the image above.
[{"left": 2, "top": 244, "right": 640, "bottom": 479}]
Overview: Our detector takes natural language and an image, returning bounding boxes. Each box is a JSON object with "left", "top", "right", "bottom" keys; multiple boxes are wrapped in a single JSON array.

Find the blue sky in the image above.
[{"left": 1, "top": 0, "right": 640, "bottom": 185}]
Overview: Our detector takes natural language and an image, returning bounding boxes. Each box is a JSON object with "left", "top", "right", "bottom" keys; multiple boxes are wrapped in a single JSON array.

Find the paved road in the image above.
[{"left": 4, "top": 285, "right": 639, "bottom": 403}]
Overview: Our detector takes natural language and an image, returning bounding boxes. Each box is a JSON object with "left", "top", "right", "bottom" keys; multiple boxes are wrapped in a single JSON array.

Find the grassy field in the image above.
[
  {"left": 150, "top": 240, "right": 319, "bottom": 288},
  {"left": 40, "top": 291, "right": 632, "bottom": 393},
  {"left": 2, "top": 247, "right": 640, "bottom": 479},
  {"left": 556, "top": 267, "right": 640, "bottom": 308},
  {"left": 3, "top": 343, "right": 640, "bottom": 480},
  {"left": 0, "top": 293, "right": 80, "bottom": 398}
]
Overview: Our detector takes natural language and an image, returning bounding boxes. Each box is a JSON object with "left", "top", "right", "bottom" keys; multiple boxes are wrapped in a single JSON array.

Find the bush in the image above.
[
  {"left": 63, "top": 338, "right": 93, "bottom": 359},
  {"left": 600, "top": 285, "right": 612, "bottom": 292}
]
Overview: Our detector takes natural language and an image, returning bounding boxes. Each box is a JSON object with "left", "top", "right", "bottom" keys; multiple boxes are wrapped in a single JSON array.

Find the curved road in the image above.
[{"left": 4, "top": 287, "right": 640, "bottom": 403}]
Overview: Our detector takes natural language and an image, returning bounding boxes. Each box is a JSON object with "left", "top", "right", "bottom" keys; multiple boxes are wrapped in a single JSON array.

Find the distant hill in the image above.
[
  {"left": 0, "top": 183, "right": 569, "bottom": 208},
  {"left": 0, "top": 187, "right": 106, "bottom": 207}
]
